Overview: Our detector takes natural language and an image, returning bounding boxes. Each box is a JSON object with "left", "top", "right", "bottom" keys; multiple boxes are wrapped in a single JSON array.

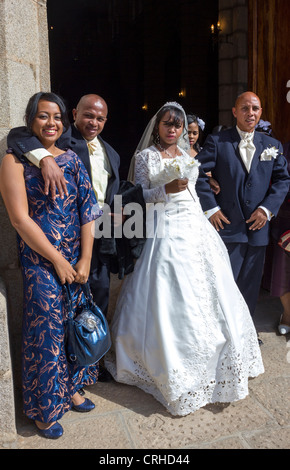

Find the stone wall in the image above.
[
  {"left": 0, "top": 0, "right": 50, "bottom": 447},
  {"left": 218, "top": 0, "right": 248, "bottom": 127}
]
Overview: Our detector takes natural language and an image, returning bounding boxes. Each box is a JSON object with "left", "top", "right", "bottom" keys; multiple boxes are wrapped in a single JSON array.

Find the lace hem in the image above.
[{"left": 105, "top": 335, "right": 264, "bottom": 416}]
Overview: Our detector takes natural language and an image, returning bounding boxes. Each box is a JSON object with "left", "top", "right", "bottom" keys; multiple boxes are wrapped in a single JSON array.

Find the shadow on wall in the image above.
[{"left": 0, "top": 135, "right": 24, "bottom": 395}]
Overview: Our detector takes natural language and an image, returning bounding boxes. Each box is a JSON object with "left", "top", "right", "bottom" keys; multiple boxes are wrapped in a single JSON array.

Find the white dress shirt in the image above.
[{"left": 86, "top": 136, "right": 111, "bottom": 207}]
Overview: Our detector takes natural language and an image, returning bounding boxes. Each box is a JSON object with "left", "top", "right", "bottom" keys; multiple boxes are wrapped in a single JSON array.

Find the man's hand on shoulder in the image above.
[{"left": 40, "top": 156, "right": 68, "bottom": 200}]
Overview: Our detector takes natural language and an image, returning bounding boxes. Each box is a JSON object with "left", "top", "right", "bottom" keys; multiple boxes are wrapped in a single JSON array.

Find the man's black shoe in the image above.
[{"left": 257, "top": 334, "right": 264, "bottom": 346}]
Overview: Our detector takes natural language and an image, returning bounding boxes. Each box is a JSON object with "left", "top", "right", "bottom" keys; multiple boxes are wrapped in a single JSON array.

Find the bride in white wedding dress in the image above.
[{"left": 105, "top": 102, "right": 264, "bottom": 416}]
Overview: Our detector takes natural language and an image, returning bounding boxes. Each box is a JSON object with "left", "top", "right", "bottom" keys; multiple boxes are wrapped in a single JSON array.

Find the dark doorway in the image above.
[{"left": 47, "top": 0, "right": 219, "bottom": 177}]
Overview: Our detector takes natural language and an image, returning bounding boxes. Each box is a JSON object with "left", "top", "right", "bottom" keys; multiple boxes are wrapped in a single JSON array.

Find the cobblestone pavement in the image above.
[{"left": 2, "top": 278, "right": 290, "bottom": 451}]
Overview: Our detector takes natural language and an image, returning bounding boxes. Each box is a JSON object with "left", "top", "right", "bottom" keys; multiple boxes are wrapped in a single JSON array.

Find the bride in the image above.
[{"left": 105, "top": 102, "right": 264, "bottom": 416}]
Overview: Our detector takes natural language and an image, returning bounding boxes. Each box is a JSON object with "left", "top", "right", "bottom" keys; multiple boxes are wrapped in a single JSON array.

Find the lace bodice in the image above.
[{"left": 134, "top": 145, "right": 200, "bottom": 204}]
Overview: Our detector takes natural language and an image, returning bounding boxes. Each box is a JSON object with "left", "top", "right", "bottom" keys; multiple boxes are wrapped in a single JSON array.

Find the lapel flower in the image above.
[{"left": 260, "top": 146, "right": 279, "bottom": 161}]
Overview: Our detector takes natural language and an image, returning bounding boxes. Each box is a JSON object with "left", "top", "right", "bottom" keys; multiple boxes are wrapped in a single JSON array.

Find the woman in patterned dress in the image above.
[{"left": 0, "top": 92, "right": 102, "bottom": 438}]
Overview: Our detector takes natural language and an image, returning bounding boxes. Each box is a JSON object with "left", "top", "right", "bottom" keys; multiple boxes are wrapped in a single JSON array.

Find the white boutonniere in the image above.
[{"left": 260, "top": 146, "right": 279, "bottom": 161}]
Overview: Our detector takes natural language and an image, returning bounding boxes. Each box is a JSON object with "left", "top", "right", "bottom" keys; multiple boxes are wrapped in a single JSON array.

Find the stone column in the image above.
[
  {"left": 0, "top": 0, "right": 50, "bottom": 447},
  {"left": 218, "top": 0, "right": 248, "bottom": 127}
]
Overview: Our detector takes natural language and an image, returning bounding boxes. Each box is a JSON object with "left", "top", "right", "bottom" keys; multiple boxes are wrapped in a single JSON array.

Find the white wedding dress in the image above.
[{"left": 105, "top": 146, "right": 264, "bottom": 416}]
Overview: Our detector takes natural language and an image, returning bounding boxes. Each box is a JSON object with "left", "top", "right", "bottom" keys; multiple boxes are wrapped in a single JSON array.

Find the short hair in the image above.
[{"left": 25, "top": 92, "right": 70, "bottom": 131}]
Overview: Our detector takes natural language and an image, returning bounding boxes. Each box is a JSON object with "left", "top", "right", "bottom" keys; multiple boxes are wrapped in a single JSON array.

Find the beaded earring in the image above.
[{"left": 154, "top": 132, "right": 160, "bottom": 145}]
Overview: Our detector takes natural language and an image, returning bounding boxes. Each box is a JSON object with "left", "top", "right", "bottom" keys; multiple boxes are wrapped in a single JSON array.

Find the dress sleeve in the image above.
[
  {"left": 74, "top": 156, "right": 103, "bottom": 225},
  {"left": 134, "top": 151, "right": 167, "bottom": 203}
]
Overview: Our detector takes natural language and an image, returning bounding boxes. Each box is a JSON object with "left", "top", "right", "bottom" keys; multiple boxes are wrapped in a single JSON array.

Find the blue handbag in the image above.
[{"left": 63, "top": 282, "right": 111, "bottom": 367}]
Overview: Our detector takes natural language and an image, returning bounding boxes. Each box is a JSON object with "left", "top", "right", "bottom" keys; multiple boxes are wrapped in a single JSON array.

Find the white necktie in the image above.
[{"left": 238, "top": 133, "right": 256, "bottom": 172}]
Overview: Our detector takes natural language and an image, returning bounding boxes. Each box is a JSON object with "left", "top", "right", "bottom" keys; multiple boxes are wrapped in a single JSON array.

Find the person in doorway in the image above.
[
  {"left": 7, "top": 94, "right": 121, "bottom": 381},
  {"left": 187, "top": 113, "right": 205, "bottom": 158},
  {"left": 0, "top": 92, "right": 102, "bottom": 438},
  {"left": 104, "top": 101, "right": 264, "bottom": 416},
  {"left": 187, "top": 113, "right": 220, "bottom": 195},
  {"left": 269, "top": 141, "right": 290, "bottom": 334},
  {"left": 195, "top": 92, "right": 290, "bottom": 326}
]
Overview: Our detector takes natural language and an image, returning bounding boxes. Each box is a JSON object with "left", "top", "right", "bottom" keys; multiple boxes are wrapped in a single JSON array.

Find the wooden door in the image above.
[{"left": 248, "top": 0, "right": 290, "bottom": 143}]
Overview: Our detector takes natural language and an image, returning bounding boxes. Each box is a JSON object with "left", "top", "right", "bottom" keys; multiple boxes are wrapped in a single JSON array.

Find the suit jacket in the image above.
[
  {"left": 195, "top": 127, "right": 290, "bottom": 246},
  {"left": 7, "top": 125, "right": 120, "bottom": 206},
  {"left": 99, "top": 180, "right": 146, "bottom": 280}
]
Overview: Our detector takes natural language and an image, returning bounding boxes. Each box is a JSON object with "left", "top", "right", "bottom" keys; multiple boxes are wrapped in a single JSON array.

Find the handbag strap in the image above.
[
  {"left": 63, "top": 281, "right": 95, "bottom": 318},
  {"left": 80, "top": 282, "right": 94, "bottom": 306},
  {"left": 63, "top": 281, "right": 93, "bottom": 310},
  {"left": 63, "top": 283, "right": 74, "bottom": 319}
]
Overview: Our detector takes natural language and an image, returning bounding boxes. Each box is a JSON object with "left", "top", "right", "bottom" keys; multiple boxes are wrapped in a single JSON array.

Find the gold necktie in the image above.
[{"left": 87, "top": 141, "right": 98, "bottom": 155}]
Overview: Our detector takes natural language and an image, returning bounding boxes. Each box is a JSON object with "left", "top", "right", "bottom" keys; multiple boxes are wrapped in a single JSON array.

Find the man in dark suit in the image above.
[
  {"left": 7, "top": 94, "right": 120, "bottom": 377},
  {"left": 196, "top": 92, "right": 290, "bottom": 320}
]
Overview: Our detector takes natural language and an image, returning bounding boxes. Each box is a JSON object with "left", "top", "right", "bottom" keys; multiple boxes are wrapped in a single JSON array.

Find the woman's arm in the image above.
[
  {"left": 0, "top": 153, "right": 76, "bottom": 284},
  {"left": 74, "top": 220, "right": 95, "bottom": 283},
  {"left": 134, "top": 152, "right": 168, "bottom": 203}
]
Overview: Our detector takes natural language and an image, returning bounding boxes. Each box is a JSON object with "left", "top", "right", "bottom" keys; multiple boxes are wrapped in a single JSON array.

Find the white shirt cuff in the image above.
[
  {"left": 24, "top": 149, "right": 53, "bottom": 168},
  {"left": 204, "top": 206, "right": 221, "bottom": 218},
  {"left": 204, "top": 205, "right": 272, "bottom": 221},
  {"left": 259, "top": 206, "right": 273, "bottom": 221}
]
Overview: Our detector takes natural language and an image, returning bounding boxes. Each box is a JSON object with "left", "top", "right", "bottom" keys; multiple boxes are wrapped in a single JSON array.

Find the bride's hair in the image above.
[{"left": 152, "top": 105, "right": 185, "bottom": 145}]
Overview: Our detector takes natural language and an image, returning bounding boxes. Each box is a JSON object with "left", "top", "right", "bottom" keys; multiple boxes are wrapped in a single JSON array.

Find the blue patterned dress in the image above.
[{"left": 14, "top": 149, "right": 101, "bottom": 423}]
